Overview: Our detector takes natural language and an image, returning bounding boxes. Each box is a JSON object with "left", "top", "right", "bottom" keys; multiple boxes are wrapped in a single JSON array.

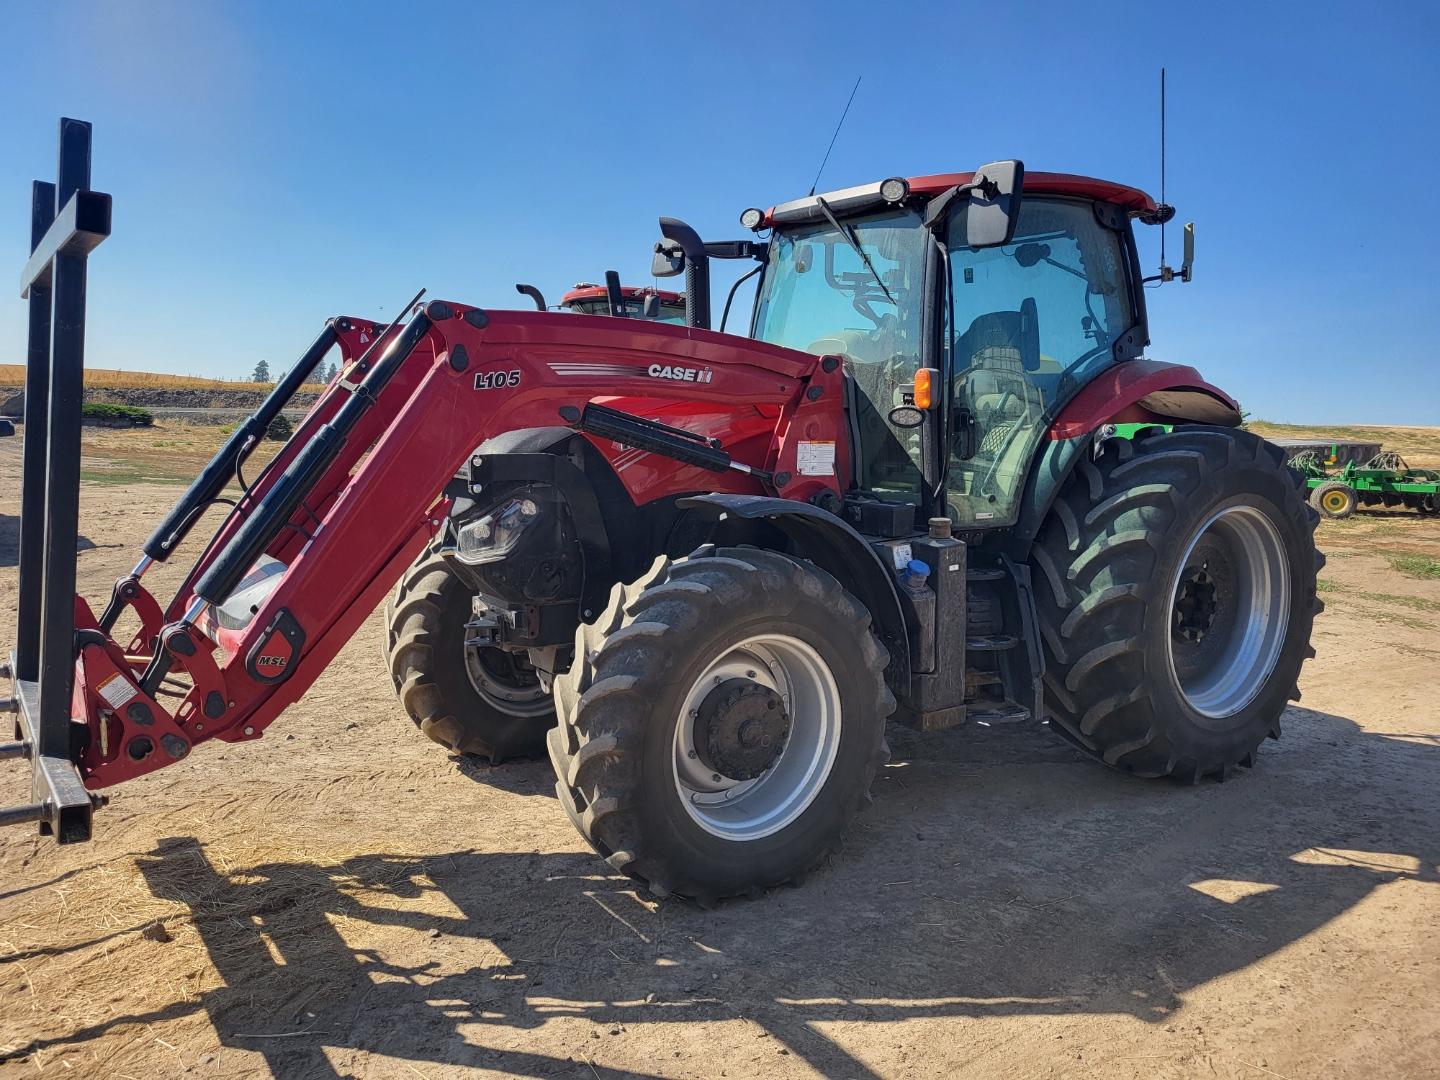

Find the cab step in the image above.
[
  {"left": 966, "top": 634, "right": 1019, "bottom": 652},
  {"left": 968, "top": 703, "right": 1031, "bottom": 725}
]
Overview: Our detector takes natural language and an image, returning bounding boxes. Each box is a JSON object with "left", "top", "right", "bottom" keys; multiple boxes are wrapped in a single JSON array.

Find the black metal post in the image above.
[
  {"left": 5, "top": 117, "right": 112, "bottom": 842},
  {"left": 34, "top": 120, "right": 92, "bottom": 762},
  {"left": 15, "top": 181, "right": 56, "bottom": 683}
]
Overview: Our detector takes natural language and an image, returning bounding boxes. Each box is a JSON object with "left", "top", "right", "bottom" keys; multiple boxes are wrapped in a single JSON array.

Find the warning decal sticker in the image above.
[
  {"left": 96, "top": 673, "right": 139, "bottom": 711},
  {"left": 797, "top": 440, "right": 836, "bottom": 477}
]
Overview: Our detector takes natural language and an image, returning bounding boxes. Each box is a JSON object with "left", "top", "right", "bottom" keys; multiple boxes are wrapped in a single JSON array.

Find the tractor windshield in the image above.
[{"left": 752, "top": 207, "right": 927, "bottom": 498}]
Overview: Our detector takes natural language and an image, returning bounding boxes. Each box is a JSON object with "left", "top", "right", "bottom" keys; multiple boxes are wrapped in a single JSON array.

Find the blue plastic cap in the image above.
[{"left": 906, "top": 559, "right": 930, "bottom": 577}]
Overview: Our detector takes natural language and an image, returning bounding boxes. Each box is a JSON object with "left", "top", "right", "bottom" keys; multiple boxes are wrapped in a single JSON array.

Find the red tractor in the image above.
[
  {"left": 513, "top": 273, "right": 686, "bottom": 323},
  {"left": 5, "top": 120, "right": 1321, "bottom": 905}
]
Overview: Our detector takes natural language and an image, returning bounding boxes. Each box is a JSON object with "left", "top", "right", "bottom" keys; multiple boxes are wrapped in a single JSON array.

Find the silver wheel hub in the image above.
[
  {"left": 673, "top": 633, "right": 841, "bottom": 841},
  {"left": 463, "top": 640, "right": 550, "bottom": 717},
  {"left": 1166, "top": 504, "right": 1291, "bottom": 720}
]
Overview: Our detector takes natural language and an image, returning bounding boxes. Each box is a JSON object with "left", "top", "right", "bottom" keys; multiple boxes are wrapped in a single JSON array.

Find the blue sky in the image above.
[{"left": 2, "top": 0, "right": 1436, "bottom": 424}]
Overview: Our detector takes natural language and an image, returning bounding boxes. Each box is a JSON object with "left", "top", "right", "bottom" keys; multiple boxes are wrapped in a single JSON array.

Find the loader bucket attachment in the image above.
[{"left": 3, "top": 119, "right": 112, "bottom": 841}]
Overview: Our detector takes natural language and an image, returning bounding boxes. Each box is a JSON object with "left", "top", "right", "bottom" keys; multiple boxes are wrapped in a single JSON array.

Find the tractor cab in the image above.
[
  {"left": 560, "top": 283, "right": 686, "bottom": 323},
  {"left": 660, "top": 167, "right": 1182, "bottom": 531},
  {"left": 512, "top": 276, "right": 688, "bottom": 323},
  {"left": 752, "top": 169, "right": 1166, "bottom": 529}
]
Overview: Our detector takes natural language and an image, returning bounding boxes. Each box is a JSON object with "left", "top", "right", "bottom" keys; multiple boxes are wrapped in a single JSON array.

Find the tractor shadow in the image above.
[
  {"left": 8, "top": 708, "right": 1438, "bottom": 1078},
  {"left": 0, "top": 513, "right": 97, "bottom": 568}
]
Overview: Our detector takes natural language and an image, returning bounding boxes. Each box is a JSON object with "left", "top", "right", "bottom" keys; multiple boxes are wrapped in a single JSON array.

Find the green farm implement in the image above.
[
  {"left": 1109, "top": 424, "right": 1440, "bottom": 520},
  {"left": 1290, "top": 449, "right": 1440, "bottom": 519}
]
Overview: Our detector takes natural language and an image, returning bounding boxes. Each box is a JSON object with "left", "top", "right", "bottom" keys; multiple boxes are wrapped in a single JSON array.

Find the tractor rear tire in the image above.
[
  {"left": 548, "top": 546, "right": 893, "bottom": 902},
  {"left": 1030, "top": 426, "right": 1322, "bottom": 782},
  {"left": 1310, "top": 480, "right": 1357, "bottom": 519},
  {"left": 385, "top": 553, "right": 554, "bottom": 763}
]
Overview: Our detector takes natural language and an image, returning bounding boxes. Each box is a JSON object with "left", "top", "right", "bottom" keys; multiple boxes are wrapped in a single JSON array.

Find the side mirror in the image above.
[
  {"left": 1180, "top": 222, "right": 1195, "bottom": 282},
  {"left": 965, "top": 160, "right": 1024, "bottom": 249},
  {"left": 642, "top": 294, "right": 661, "bottom": 319},
  {"left": 652, "top": 239, "right": 685, "bottom": 278},
  {"left": 604, "top": 270, "right": 628, "bottom": 318}
]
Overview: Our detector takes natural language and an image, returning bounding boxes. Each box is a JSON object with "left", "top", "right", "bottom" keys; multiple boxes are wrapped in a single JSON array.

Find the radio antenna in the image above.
[
  {"left": 808, "top": 76, "right": 862, "bottom": 196},
  {"left": 1159, "top": 67, "right": 1167, "bottom": 267}
]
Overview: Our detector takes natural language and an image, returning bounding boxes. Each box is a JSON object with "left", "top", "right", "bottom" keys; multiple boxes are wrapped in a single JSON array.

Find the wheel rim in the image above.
[
  {"left": 1322, "top": 489, "right": 1348, "bottom": 514},
  {"left": 1166, "top": 505, "right": 1291, "bottom": 720},
  {"left": 672, "top": 633, "right": 842, "bottom": 841},
  {"left": 463, "top": 642, "right": 551, "bottom": 717}
]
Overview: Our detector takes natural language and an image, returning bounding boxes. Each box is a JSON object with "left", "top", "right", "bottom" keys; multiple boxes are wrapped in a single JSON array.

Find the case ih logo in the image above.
[{"left": 647, "top": 363, "right": 713, "bottom": 384}]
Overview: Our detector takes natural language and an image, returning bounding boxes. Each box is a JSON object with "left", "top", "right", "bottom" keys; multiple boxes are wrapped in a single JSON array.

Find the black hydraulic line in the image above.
[
  {"left": 191, "top": 306, "right": 433, "bottom": 609},
  {"left": 142, "top": 325, "right": 339, "bottom": 562},
  {"left": 719, "top": 264, "right": 763, "bottom": 333}
]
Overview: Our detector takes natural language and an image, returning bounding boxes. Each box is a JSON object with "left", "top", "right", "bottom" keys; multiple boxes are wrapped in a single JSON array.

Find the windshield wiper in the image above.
[{"left": 814, "top": 196, "right": 895, "bottom": 305}]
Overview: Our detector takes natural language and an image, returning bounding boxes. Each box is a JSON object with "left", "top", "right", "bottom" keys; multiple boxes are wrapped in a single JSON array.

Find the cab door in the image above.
[{"left": 943, "top": 197, "right": 1136, "bottom": 526}]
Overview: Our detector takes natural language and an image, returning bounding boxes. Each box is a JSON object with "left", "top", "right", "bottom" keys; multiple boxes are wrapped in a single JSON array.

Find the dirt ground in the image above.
[{"left": 2, "top": 426, "right": 1438, "bottom": 1079}]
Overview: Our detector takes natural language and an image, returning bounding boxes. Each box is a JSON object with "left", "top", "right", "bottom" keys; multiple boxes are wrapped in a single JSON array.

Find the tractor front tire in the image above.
[
  {"left": 385, "top": 554, "right": 554, "bottom": 763},
  {"left": 1310, "top": 480, "right": 1358, "bottom": 519},
  {"left": 1031, "top": 426, "right": 1322, "bottom": 782},
  {"left": 548, "top": 547, "right": 893, "bottom": 902}
]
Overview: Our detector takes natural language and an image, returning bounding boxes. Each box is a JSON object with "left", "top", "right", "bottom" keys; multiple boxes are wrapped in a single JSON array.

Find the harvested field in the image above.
[
  {"left": 0, "top": 365, "right": 325, "bottom": 395},
  {"left": 1, "top": 426, "right": 1437, "bottom": 1079}
]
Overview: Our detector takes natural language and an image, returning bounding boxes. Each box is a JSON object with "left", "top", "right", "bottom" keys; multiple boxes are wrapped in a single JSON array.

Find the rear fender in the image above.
[
  {"left": 1047, "top": 360, "right": 1240, "bottom": 440},
  {"left": 678, "top": 494, "right": 910, "bottom": 694},
  {"left": 1002, "top": 363, "right": 1242, "bottom": 561}
]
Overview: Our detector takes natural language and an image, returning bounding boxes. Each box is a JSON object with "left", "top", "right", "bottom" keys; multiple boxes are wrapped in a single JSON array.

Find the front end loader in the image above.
[{"left": 4, "top": 120, "right": 1322, "bottom": 903}]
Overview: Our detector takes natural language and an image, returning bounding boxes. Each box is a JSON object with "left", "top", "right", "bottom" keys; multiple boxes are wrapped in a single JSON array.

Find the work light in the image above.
[{"left": 880, "top": 177, "right": 909, "bottom": 203}]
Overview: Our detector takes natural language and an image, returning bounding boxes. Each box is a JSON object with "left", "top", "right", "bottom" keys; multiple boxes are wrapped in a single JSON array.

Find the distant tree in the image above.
[
  {"left": 320, "top": 361, "right": 338, "bottom": 383},
  {"left": 251, "top": 360, "right": 271, "bottom": 382}
]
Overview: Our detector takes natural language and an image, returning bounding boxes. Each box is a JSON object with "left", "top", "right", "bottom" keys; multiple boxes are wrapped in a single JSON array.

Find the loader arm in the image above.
[{"left": 17, "top": 301, "right": 850, "bottom": 811}]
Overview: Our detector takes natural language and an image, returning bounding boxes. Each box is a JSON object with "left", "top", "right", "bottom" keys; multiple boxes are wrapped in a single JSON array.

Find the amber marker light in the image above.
[{"left": 914, "top": 368, "right": 939, "bottom": 410}]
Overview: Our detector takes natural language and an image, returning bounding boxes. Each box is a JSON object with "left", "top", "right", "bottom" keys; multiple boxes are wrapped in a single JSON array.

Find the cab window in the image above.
[
  {"left": 753, "top": 208, "right": 928, "bottom": 498},
  {"left": 946, "top": 198, "right": 1133, "bottom": 526}
]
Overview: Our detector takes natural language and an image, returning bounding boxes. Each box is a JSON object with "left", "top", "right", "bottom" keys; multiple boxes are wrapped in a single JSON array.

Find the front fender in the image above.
[{"left": 678, "top": 494, "right": 911, "bottom": 693}]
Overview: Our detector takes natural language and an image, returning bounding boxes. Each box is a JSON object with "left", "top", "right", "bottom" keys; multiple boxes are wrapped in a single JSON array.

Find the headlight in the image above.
[{"left": 454, "top": 497, "right": 540, "bottom": 565}]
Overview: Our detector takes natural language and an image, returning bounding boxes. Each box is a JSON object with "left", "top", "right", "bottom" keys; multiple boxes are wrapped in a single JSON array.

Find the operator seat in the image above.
[
  {"left": 953, "top": 300, "right": 1049, "bottom": 500},
  {"left": 956, "top": 301, "right": 1040, "bottom": 403}
]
